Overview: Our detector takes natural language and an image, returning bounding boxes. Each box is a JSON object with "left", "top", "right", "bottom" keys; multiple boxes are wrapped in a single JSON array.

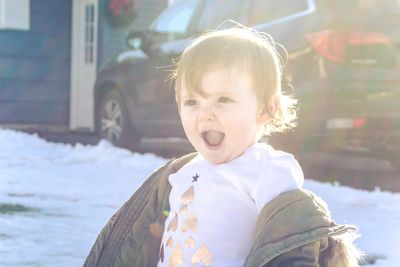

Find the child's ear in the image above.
[{"left": 258, "top": 94, "right": 279, "bottom": 124}]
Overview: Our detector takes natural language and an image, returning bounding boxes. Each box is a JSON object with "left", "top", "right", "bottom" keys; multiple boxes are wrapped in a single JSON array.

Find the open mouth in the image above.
[{"left": 201, "top": 130, "right": 225, "bottom": 147}]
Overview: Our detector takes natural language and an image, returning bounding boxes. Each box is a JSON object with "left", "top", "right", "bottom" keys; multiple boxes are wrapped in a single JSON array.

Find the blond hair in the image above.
[{"left": 172, "top": 26, "right": 297, "bottom": 136}]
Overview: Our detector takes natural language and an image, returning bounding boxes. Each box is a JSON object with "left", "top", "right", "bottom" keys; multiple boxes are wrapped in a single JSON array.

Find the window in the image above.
[
  {"left": 150, "top": 0, "right": 198, "bottom": 35},
  {"left": 0, "top": 0, "right": 30, "bottom": 30},
  {"left": 196, "top": 0, "right": 243, "bottom": 32},
  {"left": 85, "top": 4, "right": 95, "bottom": 64},
  {"left": 248, "top": 0, "right": 308, "bottom": 26}
]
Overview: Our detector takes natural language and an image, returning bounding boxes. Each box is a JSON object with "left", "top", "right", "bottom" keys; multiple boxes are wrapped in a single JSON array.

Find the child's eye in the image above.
[
  {"left": 183, "top": 99, "right": 198, "bottom": 107},
  {"left": 217, "top": 96, "right": 233, "bottom": 103}
]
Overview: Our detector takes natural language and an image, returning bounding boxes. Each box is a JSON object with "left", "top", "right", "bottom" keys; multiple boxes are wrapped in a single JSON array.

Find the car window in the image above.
[
  {"left": 150, "top": 0, "right": 199, "bottom": 36},
  {"left": 248, "top": 0, "right": 308, "bottom": 26},
  {"left": 196, "top": 0, "right": 243, "bottom": 32}
]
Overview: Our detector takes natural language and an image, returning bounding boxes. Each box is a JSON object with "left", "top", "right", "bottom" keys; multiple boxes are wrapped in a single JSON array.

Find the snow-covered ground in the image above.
[{"left": 0, "top": 128, "right": 399, "bottom": 267}]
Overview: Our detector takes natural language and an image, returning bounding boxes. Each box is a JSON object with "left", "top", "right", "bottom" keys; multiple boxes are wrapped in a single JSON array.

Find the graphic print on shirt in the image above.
[
  {"left": 161, "top": 175, "right": 212, "bottom": 266},
  {"left": 180, "top": 185, "right": 194, "bottom": 205},
  {"left": 166, "top": 236, "right": 174, "bottom": 247},
  {"left": 170, "top": 243, "right": 183, "bottom": 267},
  {"left": 192, "top": 173, "right": 200, "bottom": 183},
  {"left": 191, "top": 245, "right": 212, "bottom": 265},
  {"left": 179, "top": 204, "right": 188, "bottom": 213},
  {"left": 182, "top": 211, "right": 198, "bottom": 232},
  {"left": 184, "top": 237, "right": 196, "bottom": 248},
  {"left": 167, "top": 213, "right": 178, "bottom": 232}
]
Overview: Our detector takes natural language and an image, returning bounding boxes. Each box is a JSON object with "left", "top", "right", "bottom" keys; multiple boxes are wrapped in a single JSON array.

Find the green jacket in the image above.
[{"left": 83, "top": 153, "right": 358, "bottom": 267}]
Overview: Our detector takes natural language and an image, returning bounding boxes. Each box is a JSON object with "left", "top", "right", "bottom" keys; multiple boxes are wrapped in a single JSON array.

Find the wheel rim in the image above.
[{"left": 101, "top": 99, "right": 123, "bottom": 143}]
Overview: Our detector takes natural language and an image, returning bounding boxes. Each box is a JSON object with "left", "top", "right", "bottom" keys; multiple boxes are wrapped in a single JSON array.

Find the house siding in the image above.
[
  {"left": 0, "top": 0, "right": 71, "bottom": 124},
  {"left": 0, "top": 0, "right": 168, "bottom": 127}
]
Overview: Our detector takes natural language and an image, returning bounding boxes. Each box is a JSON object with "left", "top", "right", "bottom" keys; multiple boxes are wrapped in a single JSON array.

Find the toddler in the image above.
[{"left": 84, "top": 27, "right": 361, "bottom": 267}]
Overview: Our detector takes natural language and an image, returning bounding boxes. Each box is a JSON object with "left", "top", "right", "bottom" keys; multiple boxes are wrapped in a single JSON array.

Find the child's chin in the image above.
[
  {"left": 201, "top": 151, "right": 232, "bottom": 165},
  {"left": 205, "top": 156, "right": 228, "bottom": 165}
]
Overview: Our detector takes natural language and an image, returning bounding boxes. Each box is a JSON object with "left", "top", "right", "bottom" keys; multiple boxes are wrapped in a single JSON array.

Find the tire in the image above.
[{"left": 96, "top": 89, "right": 139, "bottom": 150}]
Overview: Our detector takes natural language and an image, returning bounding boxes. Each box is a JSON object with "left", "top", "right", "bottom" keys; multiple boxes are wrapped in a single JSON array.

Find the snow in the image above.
[{"left": 0, "top": 128, "right": 399, "bottom": 267}]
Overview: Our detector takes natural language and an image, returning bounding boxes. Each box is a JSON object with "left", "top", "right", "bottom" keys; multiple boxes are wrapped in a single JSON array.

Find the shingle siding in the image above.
[
  {"left": 0, "top": 0, "right": 71, "bottom": 124},
  {"left": 0, "top": 0, "right": 168, "bottom": 126}
]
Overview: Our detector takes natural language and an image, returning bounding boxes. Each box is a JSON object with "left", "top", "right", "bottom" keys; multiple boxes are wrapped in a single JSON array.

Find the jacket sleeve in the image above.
[
  {"left": 83, "top": 212, "right": 120, "bottom": 267},
  {"left": 244, "top": 190, "right": 349, "bottom": 267},
  {"left": 82, "top": 160, "right": 172, "bottom": 267},
  {"left": 82, "top": 153, "right": 197, "bottom": 267},
  {"left": 265, "top": 241, "right": 323, "bottom": 267}
]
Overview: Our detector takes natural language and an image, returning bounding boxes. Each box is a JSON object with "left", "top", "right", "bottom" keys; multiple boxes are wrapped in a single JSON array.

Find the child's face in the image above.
[{"left": 179, "top": 68, "right": 271, "bottom": 164}]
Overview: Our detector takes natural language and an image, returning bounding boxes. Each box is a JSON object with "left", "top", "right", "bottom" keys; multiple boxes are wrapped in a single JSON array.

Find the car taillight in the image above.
[
  {"left": 348, "top": 32, "right": 390, "bottom": 45},
  {"left": 306, "top": 31, "right": 391, "bottom": 63},
  {"left": 352, "top": 117, "right": 367, "bottom": 128},
  {"left": 306, "top": 31, "right": 347, "bottom": 62}
]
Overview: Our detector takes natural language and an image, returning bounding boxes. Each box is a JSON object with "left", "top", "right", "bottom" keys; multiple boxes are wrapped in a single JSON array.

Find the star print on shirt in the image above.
[{"left": 192, "top": 173, "right": 200, "bottom": 183}]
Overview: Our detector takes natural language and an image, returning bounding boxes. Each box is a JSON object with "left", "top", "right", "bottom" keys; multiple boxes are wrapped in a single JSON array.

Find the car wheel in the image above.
[{"left": 97, "top": 89, "right": 139, "bottom": 149}]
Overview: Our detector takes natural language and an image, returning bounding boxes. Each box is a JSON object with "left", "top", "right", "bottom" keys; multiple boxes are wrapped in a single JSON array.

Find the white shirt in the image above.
[{"left": 157, "top": 143, "right": 304, "bottom": 267}]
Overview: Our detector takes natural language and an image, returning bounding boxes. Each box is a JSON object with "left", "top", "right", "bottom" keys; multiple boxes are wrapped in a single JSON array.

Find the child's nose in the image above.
[{"left": 198, "top": 106, "right": 216, "bottom": 122}]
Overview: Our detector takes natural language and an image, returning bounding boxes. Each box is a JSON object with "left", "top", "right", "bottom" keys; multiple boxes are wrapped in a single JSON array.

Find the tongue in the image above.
[{"left": 204, "top": 131, "right": 225, "bottom": 146}]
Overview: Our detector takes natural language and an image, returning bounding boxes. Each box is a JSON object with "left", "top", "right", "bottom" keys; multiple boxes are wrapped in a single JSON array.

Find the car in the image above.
[
  {"left": 94, "top": 0, "right": 327, "bottom": 150},
  {"left": 271, "top": 0, "right": 400, "bottom": 171},
  {"left": 94, "top": 0, "right": 400, "bottom": 170}
]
